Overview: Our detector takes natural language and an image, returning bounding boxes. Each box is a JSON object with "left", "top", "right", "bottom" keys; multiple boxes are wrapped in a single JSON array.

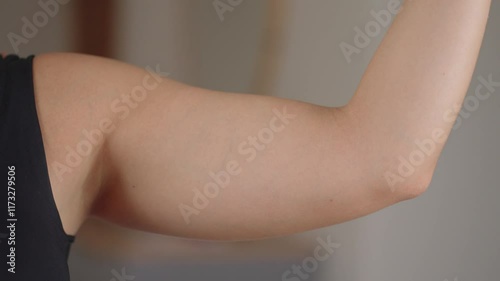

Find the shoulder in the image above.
[
  {"left": 31, "top": 53, "right": 137, "bottom": 234},
  {"left": 32, "top": 52, "right": 179, "bottom": 234}
]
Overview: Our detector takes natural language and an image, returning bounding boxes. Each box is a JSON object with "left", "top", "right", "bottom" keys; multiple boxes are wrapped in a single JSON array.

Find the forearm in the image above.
[{"left": 345, "top": 0, "right": 491, "bottom": 193}]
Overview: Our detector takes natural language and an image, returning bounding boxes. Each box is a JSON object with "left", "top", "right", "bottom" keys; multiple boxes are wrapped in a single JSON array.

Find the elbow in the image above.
[
  {"left": 334, "top": 105, "right": 437, "bottom": 201},
  {"left": 385, "top": 166, "right": 435, "bottom": 201},
  {"left": 398, "top": 171, "right": 433, "bottom": 200}
]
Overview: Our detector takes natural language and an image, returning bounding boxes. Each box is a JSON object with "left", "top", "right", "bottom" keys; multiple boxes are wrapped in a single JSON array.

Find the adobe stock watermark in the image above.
[
  {"left": 7, "top": 0, "right": 71, "bottom": 53},
  {"left": 51, "top": 65, "right": 169, "bottom": 182},
  {"left": 340, "top": 0, "right": 403, "bottom": 64},
  {"left": 213, "top": 0, "right": 244, "bottom": 22},
  {"left": 282, "top": 234, "right": 340, "bottom": 281},
  {"left": 385, "top": 74, "right": 500, "bottom": 190},
  {"left": 178, "top": 106, "right": 297, "bottom": 224},
  {"left": 110, "top": 267, "right": 135, "bottom": 281}
]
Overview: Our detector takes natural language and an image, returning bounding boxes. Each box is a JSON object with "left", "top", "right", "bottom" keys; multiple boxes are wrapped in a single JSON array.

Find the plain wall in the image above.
[
  {"left": 114, "top": 0, "right": 267, "bottom": 93},
  {"left": 0, "top": 0, "right": 75, "bottom": 55}
]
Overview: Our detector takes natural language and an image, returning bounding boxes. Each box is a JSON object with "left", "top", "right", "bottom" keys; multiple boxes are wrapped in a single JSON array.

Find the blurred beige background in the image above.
[{"left": 1, "top": 0, "right": 499, "bottom": 280}]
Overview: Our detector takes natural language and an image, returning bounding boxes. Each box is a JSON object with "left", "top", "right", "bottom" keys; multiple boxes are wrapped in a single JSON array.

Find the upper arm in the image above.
[
  {"left": 46, "top": 0, "right": 491, "bottom": 240},
  {"left": 66, "top": 54, "right": 409, "bottom": 240}
]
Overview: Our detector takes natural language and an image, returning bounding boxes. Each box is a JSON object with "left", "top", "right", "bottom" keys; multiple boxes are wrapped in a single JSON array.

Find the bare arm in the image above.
[
  {"left": 34, "top": 0, "right": 491, "bottom": 240},
  {"left": 346, "top": 0, "right": 492, "bottom": 193}
]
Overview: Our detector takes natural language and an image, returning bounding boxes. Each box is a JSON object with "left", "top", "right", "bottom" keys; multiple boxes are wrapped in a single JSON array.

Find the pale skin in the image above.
[{"left": 21, "top": 0, "right": 492, "bottom": 240}]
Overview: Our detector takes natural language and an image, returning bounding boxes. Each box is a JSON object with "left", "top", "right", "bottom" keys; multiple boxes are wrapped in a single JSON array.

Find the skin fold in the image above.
[{"left": 30, "top": 0, "right": 491, "bottom": 240}]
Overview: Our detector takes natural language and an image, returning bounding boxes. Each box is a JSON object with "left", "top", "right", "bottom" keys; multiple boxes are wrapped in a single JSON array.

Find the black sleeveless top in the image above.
[{"left": 0, "top": 55, "right": 75, "bottom": 281}]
